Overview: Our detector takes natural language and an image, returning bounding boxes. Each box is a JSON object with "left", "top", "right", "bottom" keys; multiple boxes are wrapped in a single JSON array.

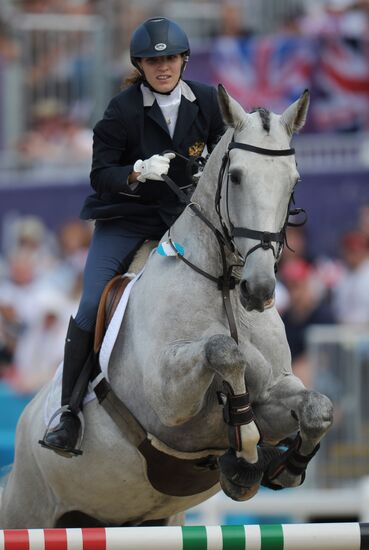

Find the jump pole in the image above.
[{"left": 0, "top": 523, "right": 368, "bottom": 550}]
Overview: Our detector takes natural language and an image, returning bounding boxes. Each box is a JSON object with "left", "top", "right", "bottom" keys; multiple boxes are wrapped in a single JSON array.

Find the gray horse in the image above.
[{"left": 0, "top": 86, "right": 333, "bottom": 528}]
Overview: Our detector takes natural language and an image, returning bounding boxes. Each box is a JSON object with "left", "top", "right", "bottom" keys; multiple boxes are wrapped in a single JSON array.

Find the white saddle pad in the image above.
[{"left": 44, "top": 269, "right": 145, "bottom": 428}]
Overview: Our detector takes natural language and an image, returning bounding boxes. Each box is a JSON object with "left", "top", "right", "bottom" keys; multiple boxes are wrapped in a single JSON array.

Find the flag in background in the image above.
[
  {"left": 185, "top": 34, "right": 369, "bottom": 133},
  {"left": 208, "top": 35, "right": 318, "bottom": 114},
  {"left": 312, "top": 36, "right": 369, "bottom": 132}
]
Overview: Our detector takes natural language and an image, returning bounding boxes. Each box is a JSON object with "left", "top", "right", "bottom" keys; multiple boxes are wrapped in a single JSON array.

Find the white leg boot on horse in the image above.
[{"left": 39, "top": 317, "right": 94, "bottom": 456}]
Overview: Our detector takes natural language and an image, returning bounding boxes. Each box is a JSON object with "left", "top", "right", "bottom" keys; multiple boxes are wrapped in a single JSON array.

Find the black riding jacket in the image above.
[{"left": 80, "top": 79, "right": 225, "bottom": 238}]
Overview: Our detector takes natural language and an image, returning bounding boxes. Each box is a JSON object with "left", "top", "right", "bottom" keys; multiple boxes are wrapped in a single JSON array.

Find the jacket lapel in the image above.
[
  {"left": 172, "top": 97, "right": 199, "bottom": 148},
  {"left": 147, "top": 101, "right": 170, "bottom": 136}
]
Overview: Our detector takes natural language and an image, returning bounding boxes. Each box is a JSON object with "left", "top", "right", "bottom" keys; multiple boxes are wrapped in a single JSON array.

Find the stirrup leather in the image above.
[{"left": 38, "top": 405, "right": 85, "bottom": 458}]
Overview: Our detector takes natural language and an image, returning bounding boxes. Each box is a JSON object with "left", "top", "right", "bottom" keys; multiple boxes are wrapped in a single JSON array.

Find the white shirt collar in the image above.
[
  {"left": 153, "top": 82, "right": 181, "bottom": 107},
  {"left": 141, "top": 80, "right": 196, "bottom": 107}
]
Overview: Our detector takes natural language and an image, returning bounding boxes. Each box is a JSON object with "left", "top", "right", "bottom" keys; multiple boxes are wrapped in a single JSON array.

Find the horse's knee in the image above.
[
  {"left": 297, "top": 390, "right": 333, "bottom": 439},
  {"left": 204, "top": 334, "right": 243, "bottom": 372}
]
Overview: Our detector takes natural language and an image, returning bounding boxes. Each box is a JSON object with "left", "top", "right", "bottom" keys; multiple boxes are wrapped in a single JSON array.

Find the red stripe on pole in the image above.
[
  {"left": 82, "top": 528, "right": 106, "bottom": 550},
  {"left": 44, "top": 529, "right": 67, "bottom": 550},
  {"left": 4, "top": 530, "right": 29, "bottom": 550}
]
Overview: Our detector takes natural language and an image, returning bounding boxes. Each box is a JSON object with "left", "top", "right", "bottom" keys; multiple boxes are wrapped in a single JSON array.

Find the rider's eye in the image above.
[{"left": 229, "top": 171, "right": 241, "bottom": 185}]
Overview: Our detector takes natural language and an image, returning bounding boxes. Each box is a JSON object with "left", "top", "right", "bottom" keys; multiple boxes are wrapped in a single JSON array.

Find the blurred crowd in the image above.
[
  {"left": 0, "top": 215, "right": 92, "bottom": 394},
  {"left": 1, "top": 0, "right": 369, "bottom": 169},
  {"left": 0, "top": 204, "right": 369, "bottom": 396},
  {"left": 276, "top": 203, "right": 369, "bottom": 387}
]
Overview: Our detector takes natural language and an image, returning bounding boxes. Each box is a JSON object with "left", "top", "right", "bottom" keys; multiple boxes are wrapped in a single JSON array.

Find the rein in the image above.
[
  {"left": 163, "top": 173, "right": 240, "bottom": 343},
  {"left": 163, "top": 139, "right": 306, "bottom": 344}
]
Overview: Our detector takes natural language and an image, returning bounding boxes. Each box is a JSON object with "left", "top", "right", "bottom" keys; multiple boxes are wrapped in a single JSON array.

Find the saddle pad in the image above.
[{"left": 43, "top": 268, "right": 145, "bottom": 428}]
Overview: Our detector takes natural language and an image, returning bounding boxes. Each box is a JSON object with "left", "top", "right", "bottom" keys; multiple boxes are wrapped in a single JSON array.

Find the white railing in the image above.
[
  {"left": 5, "top": 14, "right": 109, "bottom": 147},
  {"left": 306, "top": 325, "right": 369, "bottom": 489}
]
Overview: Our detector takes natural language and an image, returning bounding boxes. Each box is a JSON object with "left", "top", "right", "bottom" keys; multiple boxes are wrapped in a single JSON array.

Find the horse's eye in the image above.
[{"left": 229, "top": 171, "right": 241, "bottom": 185}]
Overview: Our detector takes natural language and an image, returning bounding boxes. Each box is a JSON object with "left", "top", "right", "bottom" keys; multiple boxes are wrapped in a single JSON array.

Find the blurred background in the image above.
[{"left": 1, "top": 0, "right": 369, "bottom": 526}]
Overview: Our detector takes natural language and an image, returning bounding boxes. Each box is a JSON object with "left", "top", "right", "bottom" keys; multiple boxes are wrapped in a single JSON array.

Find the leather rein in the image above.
[{"left": 163, "top": 139, "right": 306, "bottom": 344}]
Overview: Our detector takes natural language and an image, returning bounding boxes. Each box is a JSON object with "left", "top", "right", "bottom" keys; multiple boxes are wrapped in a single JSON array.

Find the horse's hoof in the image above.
[
  {"left": 218, "top": 448, "right": 264, "bottom": 502},
  {"left": 220, "top": 471, "right": 260, "bottom": 501},
  {"left": 218, "top": 445, "right": 286, "bottom": 499}
]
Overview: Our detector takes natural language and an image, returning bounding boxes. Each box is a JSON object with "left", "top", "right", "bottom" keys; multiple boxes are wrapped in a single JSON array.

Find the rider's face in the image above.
[{"left": 139, "top": 55, "right": 183, "bottom": 93}]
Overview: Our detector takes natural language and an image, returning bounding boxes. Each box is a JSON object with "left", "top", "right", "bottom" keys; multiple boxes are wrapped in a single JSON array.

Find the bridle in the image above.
[
  {"left": 215, "top": 140, "right": 304, "bottom": 264},
  {"left": 162, "top": 137, "right": 306, "bottom": 344}
]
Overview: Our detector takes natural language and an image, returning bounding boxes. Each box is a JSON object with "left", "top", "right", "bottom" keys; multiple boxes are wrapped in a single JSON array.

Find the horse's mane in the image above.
[{"left": 250, "top": 107, "right": 271, "bottom": 133}]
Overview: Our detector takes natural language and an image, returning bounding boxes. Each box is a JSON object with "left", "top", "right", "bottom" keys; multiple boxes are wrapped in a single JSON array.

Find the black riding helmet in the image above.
[
  {"left": 130, "top": 17, "right": 190, "bottom": 92},
  {"left": 130, "top": 17, "right": 190, "bottom": 63}
]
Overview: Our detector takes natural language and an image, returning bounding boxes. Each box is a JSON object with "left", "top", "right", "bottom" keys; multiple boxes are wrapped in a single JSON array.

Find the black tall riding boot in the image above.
[{"left": 40, "top": 317, "right": 94, "bottom": 455}]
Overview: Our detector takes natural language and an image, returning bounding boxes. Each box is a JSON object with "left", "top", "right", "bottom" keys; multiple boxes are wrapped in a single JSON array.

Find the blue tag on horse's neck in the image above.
[{"left": 157, "top": 241, "right": 185, "bottom": 257}]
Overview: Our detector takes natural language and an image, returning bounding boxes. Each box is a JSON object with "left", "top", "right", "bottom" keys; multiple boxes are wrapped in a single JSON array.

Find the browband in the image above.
[{"left": 228, "top": 142, "right": 295, "bottom": 156}]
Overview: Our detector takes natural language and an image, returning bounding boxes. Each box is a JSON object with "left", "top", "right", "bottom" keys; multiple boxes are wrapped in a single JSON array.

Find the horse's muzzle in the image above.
[{"left": 239, "top": 278, "right": 275, "bottom": 312}]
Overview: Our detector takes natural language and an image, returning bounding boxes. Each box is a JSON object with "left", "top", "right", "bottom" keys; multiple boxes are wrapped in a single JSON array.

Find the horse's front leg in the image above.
[
  {"left": 258, "top": 375, "right": 334, "bottom": 489},
  {"left": 148, "top": 333, "right": 260, "bottom": 464}
]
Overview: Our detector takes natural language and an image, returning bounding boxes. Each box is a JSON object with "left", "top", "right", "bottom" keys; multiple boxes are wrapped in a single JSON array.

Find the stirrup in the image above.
[{"left": 38, "top": 405, "right": 85, "bottom": 458}]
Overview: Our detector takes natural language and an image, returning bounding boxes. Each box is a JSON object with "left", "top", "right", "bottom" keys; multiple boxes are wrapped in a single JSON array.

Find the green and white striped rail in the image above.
[{"left": 0, "top": 523, "right": 368, "bottom": 550}]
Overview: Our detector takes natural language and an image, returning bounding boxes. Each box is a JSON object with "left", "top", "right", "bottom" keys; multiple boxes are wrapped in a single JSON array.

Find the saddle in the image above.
[
  {"left": 94, "top": 240, "right": 158, "bottom": 353},
  {"left": 94, "top": 274, "right": 131, "bottom": 354}
]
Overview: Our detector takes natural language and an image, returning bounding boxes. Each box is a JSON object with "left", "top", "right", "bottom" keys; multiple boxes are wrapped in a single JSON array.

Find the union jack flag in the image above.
[
  {"left": 312, "top": 36, "right": 369, "bottom": 132},
  {"left": 209, "top": 35, "right": 317, "bottom": 115}
]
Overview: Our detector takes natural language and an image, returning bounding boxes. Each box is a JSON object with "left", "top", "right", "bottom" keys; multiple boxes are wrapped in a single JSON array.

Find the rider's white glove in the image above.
[{"left": 133, "top": 152, "right": 175, "bottom": 183}]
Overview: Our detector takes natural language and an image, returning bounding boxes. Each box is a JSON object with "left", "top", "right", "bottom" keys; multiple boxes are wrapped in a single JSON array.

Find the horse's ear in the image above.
[
  {"left": 217, "top": 84, "right": 246, "bottom": 128},
  {"left": 281, "top": 89, "right": 310, "bottom": 135}
]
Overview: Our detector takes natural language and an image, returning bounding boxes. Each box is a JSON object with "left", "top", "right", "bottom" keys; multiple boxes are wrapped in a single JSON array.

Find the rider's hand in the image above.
[{"left": 133, "top": 152, "right": 175, "bottom": 183}]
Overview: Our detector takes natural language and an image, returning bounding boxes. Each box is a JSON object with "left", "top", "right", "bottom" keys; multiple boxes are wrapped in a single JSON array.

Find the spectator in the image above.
[
  {"left": 46, "top": 219, "right": 92, "bottom": 294},
  {"left": 0, "top": 250, "right": 44, "bottom": 376},
  {"left": 280, "top": 225, "right": 313, "bottom": 268},
  {"left": 0, "top": 304, "right": 18, "bottom": 376},
  {"left": 11, "top": 288, "right": 71, "bottom": 394},
  {"left": 281, "top": 258, "right": 335, "bottom": 385},
  {"left": 16, "top": 99, "right": 92, "bottom": 168},
  {"left": 358, "top": 203, "right": 369, "bottom": 239},
  {"left": 9, "top": 215, "right": 56, "bottom": 276},
  {"left": 0, "top": 245, "right": 73, "bottom": 393},
  {"left": 19, "top": 0, "right": 97, "bottom": 14},
  {"left": 332, "top": 231, "right": 369, "bottom": 324},
  {"left": 0, "top": 16, "right": 19, "bottom": 63},
  {"left": 218, "top": 1, "right": 254, "bottom": 38}
]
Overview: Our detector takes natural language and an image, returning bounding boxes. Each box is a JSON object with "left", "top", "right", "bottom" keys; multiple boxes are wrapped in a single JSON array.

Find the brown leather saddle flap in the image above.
[
  {"left": 94, "top": 275, "right": 132, "bottom": 353},
  {"left": 138, "top": 438, "right": 219, "bottom": 497}
]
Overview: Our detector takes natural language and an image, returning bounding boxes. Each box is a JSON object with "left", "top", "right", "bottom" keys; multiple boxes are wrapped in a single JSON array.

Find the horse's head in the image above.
[{"left": 217, "top": 85, "right": 309, "bottom": 312}]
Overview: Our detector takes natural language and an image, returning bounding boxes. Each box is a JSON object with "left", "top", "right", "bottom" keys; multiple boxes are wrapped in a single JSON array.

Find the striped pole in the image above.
[{"left": 0, "top": 523, "right": 368, "bottom": 550}]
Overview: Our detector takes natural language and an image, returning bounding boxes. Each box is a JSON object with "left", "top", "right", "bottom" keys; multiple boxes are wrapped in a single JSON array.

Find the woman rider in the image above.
[{"left": 40, "top": 16, "right": 225, "bottom": 455}]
